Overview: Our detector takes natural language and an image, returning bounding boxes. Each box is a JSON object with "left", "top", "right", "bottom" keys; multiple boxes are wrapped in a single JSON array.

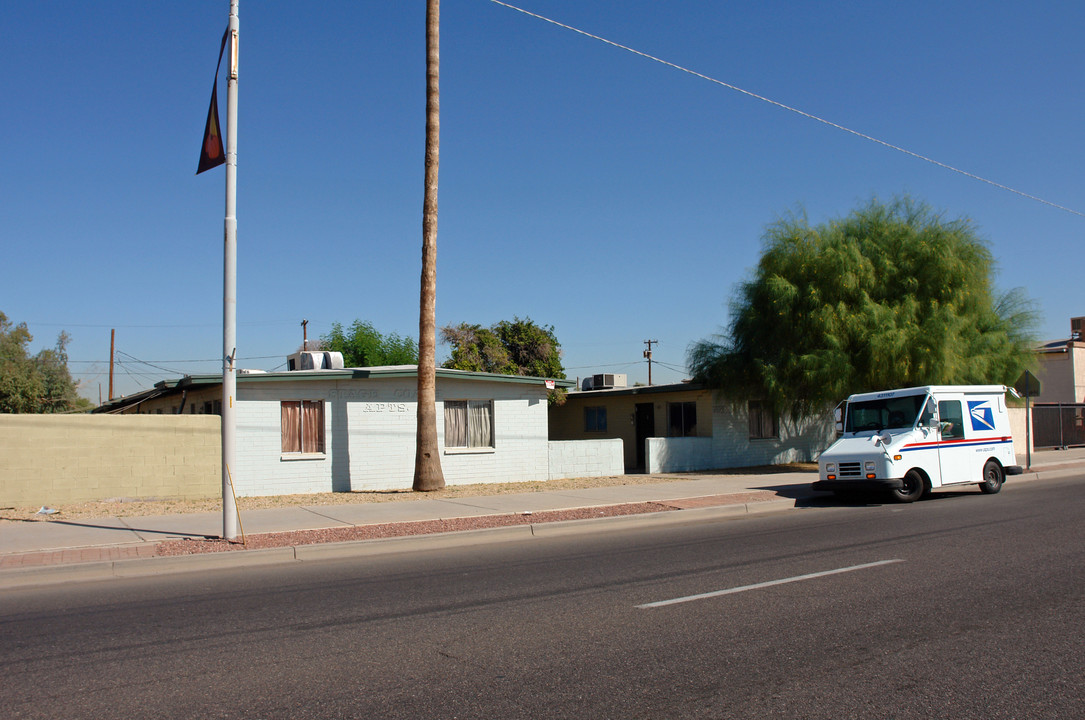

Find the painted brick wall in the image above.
[
  {"left": 644, "top": 404, "right": 836, "bottom": 473},
  {"left": 0, "top": 414, "right": 220, "bottom": 507},
  {"left": 548, "top": 439, "right": 625, "bottom": 479},
  {"left": 232, "top": 376, "right": 553, "bottom": 495}
]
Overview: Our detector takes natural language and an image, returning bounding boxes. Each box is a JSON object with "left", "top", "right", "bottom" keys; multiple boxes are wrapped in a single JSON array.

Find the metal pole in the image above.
[
  {"left": 1024, "top": 373, "right": 1031, "bottom": 469},
  {"left": 222, "top": 0, "right": 240, "bottom": 541},
  {"left": 108, "top": 329, "right": 115, "bottom": 400}
]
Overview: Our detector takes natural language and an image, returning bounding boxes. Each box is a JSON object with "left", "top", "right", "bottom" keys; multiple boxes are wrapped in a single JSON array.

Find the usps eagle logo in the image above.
[{"left": 968, "top": 400, "right": 996, "bottom": 431}]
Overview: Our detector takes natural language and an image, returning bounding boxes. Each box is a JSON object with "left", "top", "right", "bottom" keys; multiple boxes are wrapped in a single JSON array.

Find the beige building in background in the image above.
[{"left": 1033, "top": 316, "right": 1085, "bottom": 404}]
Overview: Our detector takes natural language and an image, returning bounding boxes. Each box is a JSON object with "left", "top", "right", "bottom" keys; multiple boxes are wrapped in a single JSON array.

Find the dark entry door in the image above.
[{"left": 634, "top": 402, "right": 655, "bottom": 472}]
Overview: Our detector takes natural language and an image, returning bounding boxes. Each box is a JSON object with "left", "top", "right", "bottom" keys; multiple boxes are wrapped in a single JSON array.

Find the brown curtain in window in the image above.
[
  {"left": 281, "top": 401, "right": 301, "bottom": 453},
  {"left": 302, "top": 401, "right": 325, "bottom": 453}
]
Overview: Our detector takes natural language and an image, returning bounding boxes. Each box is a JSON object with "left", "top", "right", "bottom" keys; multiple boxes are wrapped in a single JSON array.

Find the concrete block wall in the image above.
[
  {"left": 708, "top": 403, "right": 835, "bottom": 468},
  {"left": 437, "top": 380, "right": 551, "bottom": 489},
  {"left": 0, "top": 414, "right": 220, "bottom": 507},
  {"left": 643, "top": 404, "right": 836, "bottom": 473},
  {"left": 548, "top": 439, "right": 625, "bottom": 479},
  {"left": 233, "top": 388, "right": 335, "bottom": 497},
  {"left": 645, "top": 436, "right": 715, "bottom": 473},
  {"left": 232, "top": 376, "right": 553, "bottom": 496}
]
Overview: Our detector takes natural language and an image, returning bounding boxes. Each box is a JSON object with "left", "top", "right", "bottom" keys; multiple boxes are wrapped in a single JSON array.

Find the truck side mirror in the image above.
[
  {"left": 833, "top": 403, "right": 844, "bottom": 433},
  {"left": 918, "top": 397, "right": 937, "bottom": 427}
]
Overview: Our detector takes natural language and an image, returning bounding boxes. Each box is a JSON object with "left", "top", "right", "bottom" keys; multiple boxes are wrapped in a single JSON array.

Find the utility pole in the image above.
[
  {"left": 221, "top": 0, "right": 240, "bottom": 541},
  {"left": 108, "top": 328, "right": 115, "bottom": 400},
  {"left": 301, "top": 319, "right": 308, "bottom": 351},
  {"left": 643, "top": 339, "right": 658, "bottom": 386}
]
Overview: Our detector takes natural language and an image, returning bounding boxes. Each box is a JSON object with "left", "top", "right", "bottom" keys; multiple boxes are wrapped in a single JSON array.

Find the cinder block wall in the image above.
[
  {"left": 548, "top": 439, "right": 625, "bottom": 480},
  {"left": 0, "top": 414, "right": 220, "bottom": 507}
]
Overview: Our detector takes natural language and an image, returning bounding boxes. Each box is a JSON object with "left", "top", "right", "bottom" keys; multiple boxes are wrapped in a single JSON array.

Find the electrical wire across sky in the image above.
[{"left": 489, "top": 0, "right": 1084, "bottom": 218}]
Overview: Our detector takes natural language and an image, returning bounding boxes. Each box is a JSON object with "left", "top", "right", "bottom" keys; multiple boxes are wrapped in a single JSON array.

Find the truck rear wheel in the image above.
[
  {"left": 979, "top": 460, "right": 1004, "bottom": 494},
  {"left": 890, "top": 470, "right": 925, "bottom": 503}
]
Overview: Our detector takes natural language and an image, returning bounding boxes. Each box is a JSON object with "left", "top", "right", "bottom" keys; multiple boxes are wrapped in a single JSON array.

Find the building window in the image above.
[
  {"left": 584, "top": 406, "right": 607, "bottom": 432},
  {"left": 202, "top": 400, "right": 223, "bottom": 416},
  {"left": 748, "top": 400, "right": 778, "bottom": 439},
  {"left": 281, "top": 400, "right": 325, "bottom": 454},
  {"left": 668, "top": 401, "right": 697, "bottom": 437},
  {"left": 444, "top": 400, "right": 494, "bottom": 449}
]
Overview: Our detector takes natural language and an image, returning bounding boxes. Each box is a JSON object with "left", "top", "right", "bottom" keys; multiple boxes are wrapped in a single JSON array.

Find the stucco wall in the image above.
[
  {"left": 0, "top": 414, "right": 220, "bottom": 507},
  {"left": 1034, "top": 344, "right": 1085, "bottom": 404},
  {"left": 1007, "top": 405, "right": 1033, "bottom": 456}
]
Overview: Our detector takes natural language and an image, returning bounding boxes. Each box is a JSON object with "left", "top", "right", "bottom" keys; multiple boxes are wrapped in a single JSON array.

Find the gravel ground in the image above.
[
  {"left": 2, "top": 465, "right": 813, "bottom": 561},
  {"left": 153, "top": 501, "right": 679, "bottom": 556},
  {"left": 4, "top": 473, "right": 683, "bottom": 523},
  {"left": 4, "top": 464, "right": 814, "bottom": 524}
]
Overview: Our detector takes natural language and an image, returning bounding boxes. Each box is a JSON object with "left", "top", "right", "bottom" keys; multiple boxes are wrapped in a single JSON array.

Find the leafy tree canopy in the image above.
[
  {"left": 441, "top": 317, "right": 567, "bottom": 404},
  {"left": 1, "top": 312, "right": 92, "bottom": 413},
  {"left": 688, "top": 197, "right": 1038, "bottom": 418},
  {"left": 320, "top": 320, "right": 418, "bottom": 367}
]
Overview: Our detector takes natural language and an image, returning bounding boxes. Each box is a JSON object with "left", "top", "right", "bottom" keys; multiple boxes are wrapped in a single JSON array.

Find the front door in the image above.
[
  {"left": 936, "top": 398, "right": 975, "bottom": 485},
  {"left": 634, "top": 402, "right": 655, "bottom": 472}
]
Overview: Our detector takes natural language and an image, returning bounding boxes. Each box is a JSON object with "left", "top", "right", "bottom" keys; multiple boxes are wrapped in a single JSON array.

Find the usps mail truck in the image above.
[{"left": 813, "top": 385, "right": 1023, "bottom": 502}]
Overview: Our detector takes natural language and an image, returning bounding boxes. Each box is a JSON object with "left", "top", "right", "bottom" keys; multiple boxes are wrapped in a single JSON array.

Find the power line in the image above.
[
  {"left": 489, "top": 0, "right": 1084, "bottom": 218},
  {"left": 68, "top": 354, "right": 285, "bottom": 364},
  {"left": 24, "top": 320, "right": 331, "bottom": 330}
]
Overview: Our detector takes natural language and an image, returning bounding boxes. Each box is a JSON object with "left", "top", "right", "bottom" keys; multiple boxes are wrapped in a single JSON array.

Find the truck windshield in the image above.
[{"left": 845, "top": 394, "right": 926, "bottom": 433}]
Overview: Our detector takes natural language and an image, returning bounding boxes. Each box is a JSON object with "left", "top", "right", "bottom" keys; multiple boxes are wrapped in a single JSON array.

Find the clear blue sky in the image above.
[{"left": 3, "top": 1, "right": 1082, "bottom": 401}]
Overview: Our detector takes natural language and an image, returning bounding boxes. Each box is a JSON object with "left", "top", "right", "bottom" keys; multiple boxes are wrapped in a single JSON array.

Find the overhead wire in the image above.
[{"left": 488, "top": 0, "right": 1084, "bottom": 218}]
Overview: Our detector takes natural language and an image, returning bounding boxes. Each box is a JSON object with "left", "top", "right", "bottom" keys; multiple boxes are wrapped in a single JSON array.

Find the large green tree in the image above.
[
  {"left": 688, "top": 197, "right": 1037, "bottom": 417},
  {"left": 442, "top": 317, "right": 567, "bottom": 404},
  {"left": 321, "top": 320, "right": 417, "bottom": 367},
  {"left": 1, "top": 312, "right": 91, "bottom": 413}
]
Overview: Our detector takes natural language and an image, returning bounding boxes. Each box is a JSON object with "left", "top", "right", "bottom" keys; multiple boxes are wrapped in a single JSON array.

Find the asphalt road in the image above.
[{"left": 2, "top": 476, "right": 1083, "bottom": 719}]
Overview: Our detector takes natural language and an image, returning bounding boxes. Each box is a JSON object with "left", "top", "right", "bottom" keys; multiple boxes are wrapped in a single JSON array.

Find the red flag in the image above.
[{"left": 197, "top": 27, "right": 230, "bottom": 175}]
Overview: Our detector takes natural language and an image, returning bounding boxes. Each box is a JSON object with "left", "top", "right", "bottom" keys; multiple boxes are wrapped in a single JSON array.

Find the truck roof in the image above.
[{"left": 846, "top": 385, "right": 1010, "bottom": 403}]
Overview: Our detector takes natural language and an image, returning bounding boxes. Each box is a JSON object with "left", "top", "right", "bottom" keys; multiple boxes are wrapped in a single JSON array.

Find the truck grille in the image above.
[{"left": 838, "top": 462, "right": 862, "bottom": 478}]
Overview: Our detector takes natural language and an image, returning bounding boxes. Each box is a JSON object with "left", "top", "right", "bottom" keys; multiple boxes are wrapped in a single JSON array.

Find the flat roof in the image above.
[{"left": 95, "top": 365, "right": 574, "bottom": 412}]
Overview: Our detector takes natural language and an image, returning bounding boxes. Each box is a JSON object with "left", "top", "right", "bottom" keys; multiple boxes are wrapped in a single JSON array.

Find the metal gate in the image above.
[{"left": 1032, "top": 403, "right": 1085, "bottom": 449}]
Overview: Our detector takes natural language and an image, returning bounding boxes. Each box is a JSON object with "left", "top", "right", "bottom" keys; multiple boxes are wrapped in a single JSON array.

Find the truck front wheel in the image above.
[
  {"left": 979, "top": 460, "right": 1004, "bottom": 494},
  {"left": 890, "top": 470, "right": 925, "bottom": 503}
]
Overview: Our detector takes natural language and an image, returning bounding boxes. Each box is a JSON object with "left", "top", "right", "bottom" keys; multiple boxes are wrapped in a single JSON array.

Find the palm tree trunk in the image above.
[{"left": 414, "top": 0, "right": 445, "bottom": 491}]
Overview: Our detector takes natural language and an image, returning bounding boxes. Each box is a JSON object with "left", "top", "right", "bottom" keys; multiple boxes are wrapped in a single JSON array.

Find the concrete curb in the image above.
[
  {"left": 0, "top": 497, "right": 806, "bottom": 589},
  {"left": 1, "top": 464, "right": 1079, "bottom": 590}
]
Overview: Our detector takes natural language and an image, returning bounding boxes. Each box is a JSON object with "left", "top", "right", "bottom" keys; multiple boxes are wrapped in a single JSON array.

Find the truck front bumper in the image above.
[{"left": 812, "top": 477, "right": 903, "bottom": 493}]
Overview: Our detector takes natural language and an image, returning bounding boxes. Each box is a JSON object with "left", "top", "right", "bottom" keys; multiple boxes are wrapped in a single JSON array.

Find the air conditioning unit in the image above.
[
  {"left": 590, "top": 373, "right": 627, "bottom": 389},
  {"left": 1071, "top": 316, "right": 1084, "bottom": 341},
  {"left": 287, "top": 351, "right": 345, "bottom": 371}
]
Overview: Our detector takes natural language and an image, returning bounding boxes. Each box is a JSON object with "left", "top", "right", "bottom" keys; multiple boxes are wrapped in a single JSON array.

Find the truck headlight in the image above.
[
  {"left": 864, "top": 461, "right": 876, "bottom": 472},
  {"left": 824, "top": 463, "right": 836, "bottom": 474}
]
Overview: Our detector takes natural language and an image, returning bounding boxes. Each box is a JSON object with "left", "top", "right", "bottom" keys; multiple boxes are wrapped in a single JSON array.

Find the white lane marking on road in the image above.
[{"left": 636, "top": 559, "right": 905, "bottom": 609}]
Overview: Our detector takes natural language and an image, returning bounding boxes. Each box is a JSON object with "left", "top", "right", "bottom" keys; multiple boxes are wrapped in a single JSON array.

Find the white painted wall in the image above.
[
  {"left": 233, "top": 375, "right": 552, "bottom": 496},
  {"left": 645, "top": 402, "right": 836, "bottom": 473},
  {"left": 548, "top": 439, "right": 625, "bottom": 479}
]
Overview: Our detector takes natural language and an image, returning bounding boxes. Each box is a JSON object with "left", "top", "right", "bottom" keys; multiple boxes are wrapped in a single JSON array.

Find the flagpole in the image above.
[{"left": 222, "top": 0, "right": 240, "bottom": 541}]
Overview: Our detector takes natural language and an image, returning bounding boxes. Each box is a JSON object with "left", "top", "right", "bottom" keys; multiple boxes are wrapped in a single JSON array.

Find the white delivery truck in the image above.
[{"left": 813, "top": 385, "right": 1023, "bottom": 502}]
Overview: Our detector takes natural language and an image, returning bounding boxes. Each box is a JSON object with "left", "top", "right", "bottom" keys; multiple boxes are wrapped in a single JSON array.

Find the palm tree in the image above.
[{"left": 414, "top": 0, "right": 445, "bottom": 491}]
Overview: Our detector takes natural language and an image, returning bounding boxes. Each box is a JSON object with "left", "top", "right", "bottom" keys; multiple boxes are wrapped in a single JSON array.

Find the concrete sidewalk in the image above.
[{"left": 3, "top": 448, "right": 1083, "bottom": 587}]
